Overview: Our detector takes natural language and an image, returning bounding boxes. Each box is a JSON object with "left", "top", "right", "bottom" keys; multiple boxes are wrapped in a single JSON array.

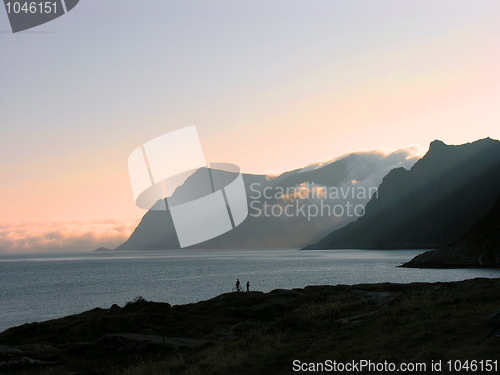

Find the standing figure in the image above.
[
  {"left": 235, "top": 278, "right": 241, "bottom": 292},
  {"left": 246, "top": 281, "right": 250, "bottom": 292}
]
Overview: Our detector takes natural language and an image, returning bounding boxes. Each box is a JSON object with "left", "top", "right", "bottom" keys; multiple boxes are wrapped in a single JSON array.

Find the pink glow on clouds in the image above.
[{"left": 0, "top": 220, "right": 140, "bottom": 253}]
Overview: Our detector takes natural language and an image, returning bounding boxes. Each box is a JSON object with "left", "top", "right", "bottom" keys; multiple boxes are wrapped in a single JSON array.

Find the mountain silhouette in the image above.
[
  {"left": 402, "top": 195, "right": 500, "bottom": 268},
  {"left": 304, "top": 138, "right": 500, "bottom": 250},
  {"left": 117, "top": 150, "right": 417, "bottom": 250}
]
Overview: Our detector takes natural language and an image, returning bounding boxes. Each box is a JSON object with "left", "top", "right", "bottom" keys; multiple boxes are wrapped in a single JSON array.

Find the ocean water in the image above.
[{"left": 1, "top": 249, "right": 499, "bottom": 333}]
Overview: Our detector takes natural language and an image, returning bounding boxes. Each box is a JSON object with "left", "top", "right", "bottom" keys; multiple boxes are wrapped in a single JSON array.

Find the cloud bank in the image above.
[{"left": 0, "top": 220, "right": 139, "bottom": 253}]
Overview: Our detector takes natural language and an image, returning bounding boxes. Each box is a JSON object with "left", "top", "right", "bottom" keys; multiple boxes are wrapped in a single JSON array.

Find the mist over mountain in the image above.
[
  {"left": 117, "top": 149, "right": 418, "bottom": 250},
  {"left": 304, "top": 138, "right": 500, "bottom": 250}
]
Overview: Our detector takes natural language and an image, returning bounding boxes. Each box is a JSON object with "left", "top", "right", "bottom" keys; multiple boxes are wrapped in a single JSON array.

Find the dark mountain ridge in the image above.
[
  {"left": 304, "top": 138, "right": 500, "bottom": 250},
  {"left": 117, "top": 150, "right": 418, "bottom": 250}
]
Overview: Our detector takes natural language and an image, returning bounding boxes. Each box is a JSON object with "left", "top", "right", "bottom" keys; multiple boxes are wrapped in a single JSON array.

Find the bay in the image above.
[{"left": 1, "top": 249, "right": 499, "bottom": 333}]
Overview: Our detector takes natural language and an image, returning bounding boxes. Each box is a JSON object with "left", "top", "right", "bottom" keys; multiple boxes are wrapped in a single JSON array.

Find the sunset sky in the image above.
[{"left": 1, "top": 0, "right": 499, "bottom": 252}]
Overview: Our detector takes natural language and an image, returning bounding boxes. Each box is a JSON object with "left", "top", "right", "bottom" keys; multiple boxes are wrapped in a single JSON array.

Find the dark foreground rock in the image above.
[
  {"left": 403, "top": 196, "right": 500, "bottom": 268},
  {"left": 1, "top": 279, "right": 499, "bottom": 374}
]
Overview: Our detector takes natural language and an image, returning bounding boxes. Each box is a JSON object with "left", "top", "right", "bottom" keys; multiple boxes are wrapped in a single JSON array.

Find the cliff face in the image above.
[
  {"left": 305, "top": 138, "right": 500, "bottom": 250},
  {"left": 402, "top": 196, "right": 500, "bottom": 268}
]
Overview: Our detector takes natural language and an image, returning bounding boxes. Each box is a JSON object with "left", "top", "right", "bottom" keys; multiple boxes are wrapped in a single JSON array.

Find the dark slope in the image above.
[
  {"left": 305, "top": 138, "right": 500, "bottom": 249},
  {"left": 402, "top": 196, "right": 500, "bottom": 268}
]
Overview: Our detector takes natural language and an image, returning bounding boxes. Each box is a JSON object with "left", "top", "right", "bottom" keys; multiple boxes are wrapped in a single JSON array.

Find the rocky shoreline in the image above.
[
  {"left": 402, "top": 197, "right": 500, "bottom": 269},
  {"left": 1, "top": 278, "right": 499, "bottom": 374}
]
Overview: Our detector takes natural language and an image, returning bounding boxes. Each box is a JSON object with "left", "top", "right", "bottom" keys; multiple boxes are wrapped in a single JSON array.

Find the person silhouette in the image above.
[
  {"left": 246, "top": 281, "right": 250, "bottom": 292},
  {"left": 235, "top": 278, "right": 241, "bottom": 292}
]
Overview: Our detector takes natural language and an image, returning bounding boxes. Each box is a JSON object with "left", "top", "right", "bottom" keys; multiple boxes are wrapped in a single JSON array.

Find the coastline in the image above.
[{"left": 1, "top": 277, "right": 499, "bottom": 374}]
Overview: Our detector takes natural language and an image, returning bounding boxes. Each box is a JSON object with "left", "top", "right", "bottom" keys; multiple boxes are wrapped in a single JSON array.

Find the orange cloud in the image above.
[
  {"left": 281, "top": 183, "right": 327, "bottom": 202},
  {"left": 0, "top": 220, "right": 139, "bottom": 253}
]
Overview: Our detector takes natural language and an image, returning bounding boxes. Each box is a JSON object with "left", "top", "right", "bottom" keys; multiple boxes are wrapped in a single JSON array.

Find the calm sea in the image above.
[{"left": 1, "top": 249, "right": 499, "bottom": 333}]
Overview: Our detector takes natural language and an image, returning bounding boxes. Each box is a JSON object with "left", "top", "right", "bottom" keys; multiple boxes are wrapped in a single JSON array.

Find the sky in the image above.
[{"left": 0, "top": 0, "right": 499, "bottom": 252}]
